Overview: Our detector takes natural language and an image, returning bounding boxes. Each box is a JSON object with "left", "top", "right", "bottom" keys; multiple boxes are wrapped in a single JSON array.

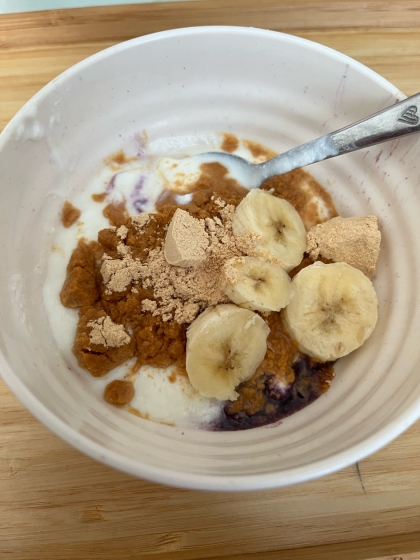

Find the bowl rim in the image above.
[{"left": 0, "top": 25, "right": 416, "bottom": 491}]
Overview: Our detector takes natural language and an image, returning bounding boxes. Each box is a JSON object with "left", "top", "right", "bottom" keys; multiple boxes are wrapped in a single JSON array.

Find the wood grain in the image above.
[{"left": 1, "top": 2, "right": 420, "bottom": 559}]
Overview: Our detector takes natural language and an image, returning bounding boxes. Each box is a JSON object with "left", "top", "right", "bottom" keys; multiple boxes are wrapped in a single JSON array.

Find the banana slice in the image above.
[
  {"left": 232, "top": 189, "right": 306, "bottom": 271},
  {"left": 186, "top": 304, "right": 270, "bottom": 401},
  {"left": 283, "top": 262, "right": 378, "bottom": 361},
  {"left": 221, "top": 256, "right": 294, "bottom": 312}
]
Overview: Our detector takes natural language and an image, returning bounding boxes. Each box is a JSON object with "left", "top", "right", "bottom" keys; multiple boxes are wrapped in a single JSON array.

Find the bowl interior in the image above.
[{"left": 1, "top": 27, "right": 419, "bottom": 490}]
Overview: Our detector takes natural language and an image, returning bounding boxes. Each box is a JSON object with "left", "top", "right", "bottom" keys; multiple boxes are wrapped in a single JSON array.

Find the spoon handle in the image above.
[
  {"left": 331, "top": 92, "right": 420, "bottom": 152},
  {"left": 260, "top": 92, "right": 420, "bottom": 179}
]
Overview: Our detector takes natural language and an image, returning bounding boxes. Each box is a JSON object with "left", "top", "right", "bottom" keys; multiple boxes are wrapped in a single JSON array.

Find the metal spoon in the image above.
[{"left": 187, "top": 92, "right": 420, "bottom": 190}]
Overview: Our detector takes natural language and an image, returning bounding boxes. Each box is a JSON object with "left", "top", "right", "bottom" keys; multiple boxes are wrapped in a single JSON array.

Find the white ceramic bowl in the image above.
[{"left": 1, "top": 27, "right": 420, "bottom": 491}]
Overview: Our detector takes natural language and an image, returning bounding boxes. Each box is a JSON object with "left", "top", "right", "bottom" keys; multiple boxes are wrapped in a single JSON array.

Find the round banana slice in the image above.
[
  {"left": 232, "top": 189, "right": 306, "bottom": 271},
  {"left": 221, "top": 256, "right": 294, "bottom": 312},
  {"left": 186, "top": 304, "right": 270, "bottom": 401},
  {"left": 283, "top": 262, "right": 378, "bottom": 362}
]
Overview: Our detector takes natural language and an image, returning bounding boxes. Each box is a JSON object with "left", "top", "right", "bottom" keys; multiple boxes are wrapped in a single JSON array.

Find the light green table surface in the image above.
[{"left": 0, "top": 0, "right": 184, "bottom": 14}]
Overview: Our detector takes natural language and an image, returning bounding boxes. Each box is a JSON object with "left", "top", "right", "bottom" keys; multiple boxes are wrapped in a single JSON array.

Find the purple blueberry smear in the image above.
[{"left": 213, "top": 357, "right": 335, "bottom": 431}]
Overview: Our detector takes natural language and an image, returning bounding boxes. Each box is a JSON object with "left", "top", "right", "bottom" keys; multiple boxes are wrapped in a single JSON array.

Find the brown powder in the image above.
[
  {"left": 306, "top": 215, "right": 381, "bottom": 279},
  {"left": 92, "top": 193, "right": 107, "bottom": 203},
  {"left": 103, "top": 201, "right": 129, "bottom": 227},
  {"left": 141, "top": 299, "right": 157, "bottom": 313},
  {"left": 99, "top": 200, "right": 253, "bottom": 323},
  {"left": 222, "top": 257, "right": 244, "bottom": 285},
  {"left": 87, "top": 315, "right": 131, "bottom": 348},
  {"left": 128, "top": 407, "right": 150, "bottom": 419},
  {"left": 73, "top": 307, "right": 136, "bottom": 377},
  {"left": 213, "top": 196, "right": 226, "bottom": 208},
  {"left": 145, "top": 204, "right": 249, "bottom": 321},
  {"left": 194, "top": 162, "right": 247, "bottom": 197},
  {"left": 100, "top": 252, "right": 146, "bottom": 294},
  {"left": 131, "top": 213, "right": 150, "bottom": 231},
  {"left": 116, "top": 225, "right": 128, "bottom": 239},
  {"left": 164, "top": 209, "right": 209, "bottom": 267},
  {"left": 104, "top": 379, "right": 135, "bottom": 405},
  {"left": 165, "top": 204, "right": 244, "bottom": 309},
  {"left": 243, "top": 140, "right": 277, "bottom": 162},
  {"left": 61, "top": 200, "right": 81, "bottom": 228},
  {"left": 60, "top": 239, "right": 101, "bottom": 308},
  {"left": 221, "top": 133, "right": 239, "bottom": 153},
  {"left": 104, "top": 149, "right": 137, "bottom": 170},
  {"left": 235, "top": 232, "right": 263, "bottom": 255}
]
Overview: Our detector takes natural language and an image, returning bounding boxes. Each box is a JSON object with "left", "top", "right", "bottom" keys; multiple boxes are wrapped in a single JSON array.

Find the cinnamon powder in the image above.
[{"left": 61, "top": 200, "right": 81, "bottom": 228}]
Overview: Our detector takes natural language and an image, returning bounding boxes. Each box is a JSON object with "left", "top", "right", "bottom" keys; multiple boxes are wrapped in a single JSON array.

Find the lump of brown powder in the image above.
[
  {"left": 104, "top": 380, "right": 135, "bottom": 406},
  {"left": 131, "top": 213, "right": 150, "bottom": 231},
  {"left": 87, "top": 315, "right": 131, "bottom": 348},
  {"left": 222, "top": 257, "right": 243, "bottom": 286},
  {"left": 73, "top": 307, "right": 136, "bottom": 377},
  {"left": 116, "top": 225, "right": 128, "bottom": 240},
  {"left": 60, "top": 239, "right": 100, "bottom": 308},
  {"left": 61, "top": 200, "right": 81, "bottom": 228},
  {"left": 306, "top": 215, "right": 381, "bottom": 279},
  {"left": 100, "top": 250, "right": 146, "bottom": 294},
  {"left": 164, "top": 209, "right": 209, "bottom": 267}
]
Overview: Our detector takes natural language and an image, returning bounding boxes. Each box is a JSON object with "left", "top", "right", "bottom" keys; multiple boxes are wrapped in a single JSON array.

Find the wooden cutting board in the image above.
[{"left": 1, "top": 2, "right": 420, "bottom": 559}]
